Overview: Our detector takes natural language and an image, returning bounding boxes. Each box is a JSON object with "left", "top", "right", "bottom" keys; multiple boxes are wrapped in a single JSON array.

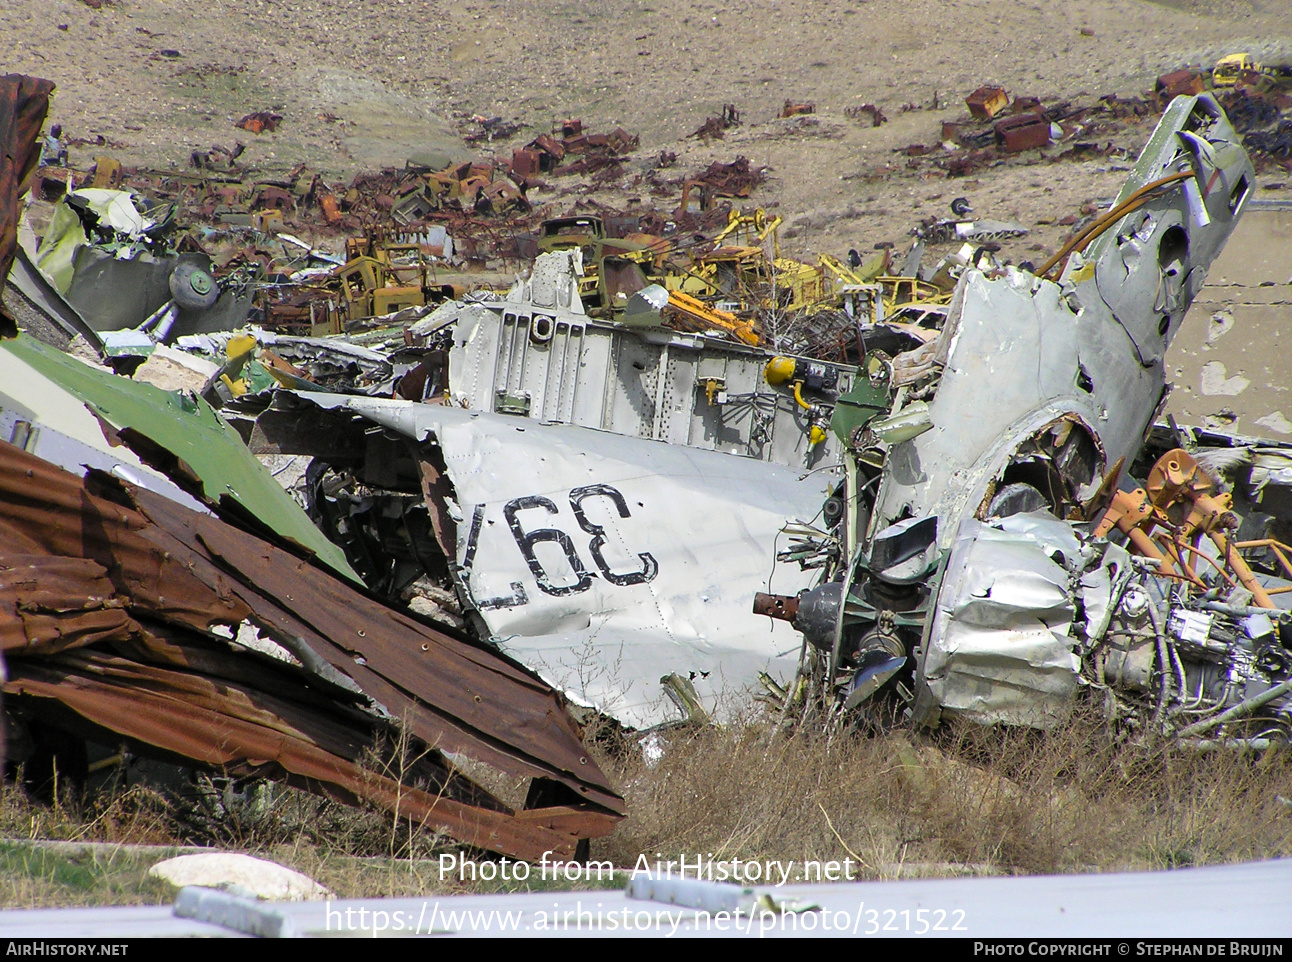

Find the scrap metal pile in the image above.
[
  {"left": 0, "top": 74, "right": 623, "bottom": 860},
  {"left": 888, "top": 58, "right": 1292, "bottom": 179},
  {"left": 23, "top": 112, "right": 778, "bottom": 346},
  {"left": 17, "top": 47, "right": 1290, "bottom": 365},
  {"left": 0, "top": 332, "right": 627, "bottom": 860},
  {"left": 2, "top": 55, "right": 1290, "bottom": 861}
]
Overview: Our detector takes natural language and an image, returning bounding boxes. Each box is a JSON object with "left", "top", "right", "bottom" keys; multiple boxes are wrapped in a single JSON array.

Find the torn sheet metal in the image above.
[
  {"left": 62, "top": 247, "right": 224, "bottom": 337},
  {"left": 0, "top": 438, "right": 622, "bottom": 858},
  {"left": 281, "top": 394, "right": 830, "bottom": 730},
  {"left": 869, "top": 269, "right": 1117, "bottom": 533},
  {"left": 0, "top": 74, "right": 54, "bottom": 334},
  {"left": 177, "top": 329, "right": 394, "bottom": 396},
  {"left": 1249, "top": 448, "right": 1292, "bottom": 503},
  {"left": 916, "top": 513, "right": 1081, "bottom": 729},
  {"left": 28, "top": 186, "right": 245, "bottom": 342},
  {"left": 767, "top": 96, "right": 1262, "bottom": 735},
  {"left": 909, "top": 427, "right": 1292, "bottom": 736},
  {"left": 0, "top": 345, "right": 206, "bottom": 512},
  {"left": 34, "top": 189, "right": 158, "bottom": 293},
  {"left": 447, "top": 290, "right": 852, "bottom": 470},
  {"left": 917, "top": 491, "right": 1292, "bottom": 738},
  {"left": 0, "top": 333, "right": 358, "bottom": 580},
  {"left": 872, "top": 94, "right": 1253, "bottom": 546},
  {"left": 5, "top": 246, "right": 104, "bottom": 350}
]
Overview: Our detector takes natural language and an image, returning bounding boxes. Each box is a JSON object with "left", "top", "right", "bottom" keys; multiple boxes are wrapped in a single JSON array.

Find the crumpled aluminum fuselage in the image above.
[
  {"left": 872, "top": 94, "right": 1253, "bottom": 543},
  {"left": 835, "top": 95, "right": 1255, "bottom": 727}
]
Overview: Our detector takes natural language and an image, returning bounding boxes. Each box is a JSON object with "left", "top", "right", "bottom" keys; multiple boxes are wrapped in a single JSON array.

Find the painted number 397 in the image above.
[{"left": 464, "top": 484, "right": 658, "bottom": 608}]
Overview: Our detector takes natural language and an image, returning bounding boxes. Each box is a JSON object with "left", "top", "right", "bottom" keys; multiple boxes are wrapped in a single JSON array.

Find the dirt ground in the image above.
[
  {"left": 7, "top": 0, "right": 1290, "bottom": 249},
  {"left": 6, "top": 0, "right": 1292, "bottom": 433},
  {"left": 1163, "top": 209, "right": 1292, "bottom": 439}
]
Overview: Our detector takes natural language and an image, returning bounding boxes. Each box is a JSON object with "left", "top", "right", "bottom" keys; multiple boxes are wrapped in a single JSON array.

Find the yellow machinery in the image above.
[
  {"left": 335, "top": 256, "right": 424, "bottom": 320},
  {"left": 663, "top": 290, "right": 761, "bottom": 345},
  {"left": 818, "top": 250, "right": 888, "bottom": 287},
  {"left": 661, "top": 209, "right": 838, "bottom": 316},
  {"left": 1214, "top": 53, "right": 1259, "bottom": 87},
  {"left": 763, "top": 355, "right": 830, "bottom": 447},
  {"left": 319, "top": 238, "right": 457, "bottom": 333},
  {"left": 875, "top": 276, "right": 950, "bottom": 312},
  {"left": 537, "top": 207, "right": 953, "bottom": 343},
  {"left": 1212, "top": 53, "right": 1292, "bottom": 87},
  {"left": 536, "top": 216, "right": 662, "bottom": 312}
]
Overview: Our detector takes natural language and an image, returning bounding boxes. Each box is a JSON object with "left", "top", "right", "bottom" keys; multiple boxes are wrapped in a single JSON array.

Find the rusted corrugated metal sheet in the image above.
[
  {"left": 6, "top": 654, "right": 546, "bottom": 851},
  {"left": 0, "top": 74, "right": 54, "bottom": 333},
  {"left": 0, "top": 439, "right": 622, "bottom": 859}
]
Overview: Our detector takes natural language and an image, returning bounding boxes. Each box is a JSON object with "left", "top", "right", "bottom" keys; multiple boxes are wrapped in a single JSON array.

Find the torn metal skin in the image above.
[
  {"left": 218, "top": 262, "right": 853, "bottom": 729},
  {"left": 880, "top": 94, "right": 1252, "bottom": 538},
  {"left": 0, "top": 332, "right": 360, "bottom": 581},
  {"left": 238, "top": 392, "right": 829, "bottom": 730},
  {"left": 1, "top": 204, "right": 621, "bottom": 851},
  {"left": 918, "top": 491, "right": 1292, "bottom": 743},
  {"left": 0, "top": 75, "right": 55, "bottom": 336},
  {"left": 441, "top": 264, "right": 855, "bottom": 471},
  {"left": 0, "top": 438, "right": 623, "bottom": 859},
  {"left": 213, "top": 253, "right": 862, "bottom": 733},
  {"left": 759, "top": 94, "right": 1277, "bottom": 739}
]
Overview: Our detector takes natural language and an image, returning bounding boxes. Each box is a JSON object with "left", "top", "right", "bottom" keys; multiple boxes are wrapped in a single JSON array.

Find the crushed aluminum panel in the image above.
[
  {"left": 874, "top": 270, "right": 1116, "bottom": 536},
  {"left": 449, "top": 301, "right": 849, "bottom": 470},
  {"left": 261, "top": 332, "right": 392, "bottom": 376},
  {"left": 872, "top": 95, "right": 1253, "bottom": 543},
  {"left": 1249, "top": 448, "right": 1292, "bottom": 501},
  {"left": 918, "top": 513, "right": 1080, "bottom": 729},
  {"left": 34, "top": 189, "right": 156, "bottom": 294},
  {"left": 1084, "top": 95, "right": 1253, "bottom": 367},
  {"left": 289, "top": 394, "right": 832, "bottom": 729},
  {"left": 1078, "top": 540, "right": 1134, "bottom": 644}
]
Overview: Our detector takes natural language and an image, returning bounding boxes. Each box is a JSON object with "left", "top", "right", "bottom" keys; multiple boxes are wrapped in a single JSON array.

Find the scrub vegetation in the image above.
[{"left": 2, "top": 701, "right": 1289, "bottom": 907}]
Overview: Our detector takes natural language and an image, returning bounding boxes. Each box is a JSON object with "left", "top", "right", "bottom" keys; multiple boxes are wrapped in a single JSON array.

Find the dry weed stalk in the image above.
[{"left": 594, "top": 697, "right": 1292, "bottom": 878}]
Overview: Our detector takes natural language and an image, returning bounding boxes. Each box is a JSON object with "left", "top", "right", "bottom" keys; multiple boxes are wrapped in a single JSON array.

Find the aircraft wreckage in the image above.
[
  {"left": 218, "top": 249, "right": 850, "bottom": 730},
  {"left": 757, "top": 93, "right": 1292, "bottom": 745},
  {"left": 217, "top": 93, "right": 1290, "bottom": 748},
  {"left": 1, "top": 79, "right": 1288, "bottom": 860},
  {"left": 0, "top": 75, "right": 623, "bottom": 861}
]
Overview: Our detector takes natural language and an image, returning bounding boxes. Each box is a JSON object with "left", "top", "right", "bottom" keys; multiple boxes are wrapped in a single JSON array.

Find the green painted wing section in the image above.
[{"left": 1, "top": 334, "right": 360, "bottom": 582}]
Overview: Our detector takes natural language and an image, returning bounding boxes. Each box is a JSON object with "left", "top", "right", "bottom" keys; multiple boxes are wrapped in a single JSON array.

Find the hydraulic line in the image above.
[{"left": 1037, "top": 171, "right": 1193, "bottom": 280}]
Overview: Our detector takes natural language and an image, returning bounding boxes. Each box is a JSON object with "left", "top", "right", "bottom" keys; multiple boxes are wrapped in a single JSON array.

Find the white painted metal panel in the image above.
[
  {"left": 294, "top": 395, "right": 833, "bottom": 729},
  {"left": 449, "top": 300, "right": 850, "bottom": 472}
]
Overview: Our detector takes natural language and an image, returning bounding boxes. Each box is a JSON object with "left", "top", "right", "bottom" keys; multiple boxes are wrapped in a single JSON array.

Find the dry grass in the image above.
[
  {"left": 596, "top": 702, "right": 1292, "bottom": 879},
  {"left": 0, "top": 784, "right": 194, "bottom": 907},
  {"left": 1, "top": 701, "right": 1289, "bottom": 907}
]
